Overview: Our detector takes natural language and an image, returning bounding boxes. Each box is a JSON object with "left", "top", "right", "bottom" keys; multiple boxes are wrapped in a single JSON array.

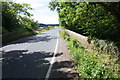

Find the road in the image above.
[
  {"left": 1, "top": 28, "right": 77, "bottom": 80},
  {"left": 1, "top": 28, "right": 60, "bottom": 79}
]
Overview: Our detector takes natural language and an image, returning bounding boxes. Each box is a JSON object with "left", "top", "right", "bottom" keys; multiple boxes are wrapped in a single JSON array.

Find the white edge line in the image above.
[{"left": 45, "top": 35, "right": 59, "bottom": 80}]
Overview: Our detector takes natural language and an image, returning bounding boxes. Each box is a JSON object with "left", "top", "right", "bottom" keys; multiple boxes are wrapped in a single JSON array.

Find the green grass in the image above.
[
  {"left": 35, "top": 26, "right": 59, "bottom": 33},
  {"left": 59, "top": 30, "right": 120, "bottom": 79},
  {"left": 2, "top": 28, "right": 36, "bottom": 45}
]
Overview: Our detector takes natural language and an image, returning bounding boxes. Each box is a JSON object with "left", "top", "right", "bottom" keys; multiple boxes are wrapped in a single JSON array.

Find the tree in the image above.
[
  {"left": 2, "top": 1, "right": 38, "bottom": 32},
  {"left": 94, "top": 2, "right": 120, "bottom": 24},
  {"left": 49, "top": 1, "right": 120, "bottom": 41}
]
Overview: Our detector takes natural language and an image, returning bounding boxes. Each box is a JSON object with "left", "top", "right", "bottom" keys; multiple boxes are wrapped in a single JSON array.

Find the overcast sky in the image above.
[{"left": 15, "top": 0, "right": 59, "bottom": 24}]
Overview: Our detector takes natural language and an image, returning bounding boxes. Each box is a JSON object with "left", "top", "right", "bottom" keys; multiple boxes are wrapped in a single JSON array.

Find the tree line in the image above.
[
  {"left": 49, "top": 1, "right": 120, "bottom": 42},
  {"left": 2, "top": 1, "right": 39, "bottom": 34}
]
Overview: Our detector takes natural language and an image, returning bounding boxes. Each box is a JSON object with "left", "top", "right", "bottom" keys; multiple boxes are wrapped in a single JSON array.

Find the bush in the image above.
[{"left": 91, "top": 39, "right": 119, "bottom": 59}]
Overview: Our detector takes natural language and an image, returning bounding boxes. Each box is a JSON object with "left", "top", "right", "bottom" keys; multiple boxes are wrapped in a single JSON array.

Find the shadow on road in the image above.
[
  {"left": 2, "top": 50, "right": 78, "bottom": 80},
  {"left": 9, "top": 35, "right": 52, "bottom": 44},
  {"left": 49, "top": 61, "right": 78, "bottom": 80},
  {"left": 3, "top": 50, "right": 53, "bottom": 79}
]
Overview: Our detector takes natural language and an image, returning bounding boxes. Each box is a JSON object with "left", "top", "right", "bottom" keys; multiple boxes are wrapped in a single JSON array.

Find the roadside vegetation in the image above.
[
  {"left": 35, "top": 26, "right": 59, "bottom": 33},
  {"left": 51, "top": 1, "right": 120, "bottom": 79},
  {"left": 1, "top": 1, "right": 39, "bottom": 44},
  {"left": 60, "top": 30, "right": 120, "bottom": 78},
  {"left": 1, "top": 1, "right": 58, "bottom": 44},
  {"left": 49, "top": 2, "right": 120, "bottom": 42},
  {"left": 2, "top": 2, "right": 39, "bottom": 34}
]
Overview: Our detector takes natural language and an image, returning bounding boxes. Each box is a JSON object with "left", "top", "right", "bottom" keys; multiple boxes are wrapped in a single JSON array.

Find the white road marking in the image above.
[{"left": 45, "top": 34, "right": 59, "bottom": 80}]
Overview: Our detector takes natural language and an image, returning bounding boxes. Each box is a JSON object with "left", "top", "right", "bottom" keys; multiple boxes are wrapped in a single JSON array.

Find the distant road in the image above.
[{"left": 1, "top": 28, "right": 61, "bottom": 79}]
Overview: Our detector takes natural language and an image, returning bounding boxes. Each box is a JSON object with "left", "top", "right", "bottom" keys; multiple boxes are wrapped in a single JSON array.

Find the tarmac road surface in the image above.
[{"left": 1, "top": 28, "right": 62, "bottom": 80}]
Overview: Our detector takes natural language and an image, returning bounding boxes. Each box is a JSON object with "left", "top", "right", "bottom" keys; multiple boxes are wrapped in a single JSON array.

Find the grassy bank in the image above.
[
  {"left": 2, "top": 28, "right": 36, "bottom": 45},
  {"left": 2, "top": 26, "right": 59, "bottom": 45},
  {"left": 35, "top": 26, "right": 58, "bottom": 33},
  {"left": 59, "top": 30, "right": 120, "bottom": 79}
]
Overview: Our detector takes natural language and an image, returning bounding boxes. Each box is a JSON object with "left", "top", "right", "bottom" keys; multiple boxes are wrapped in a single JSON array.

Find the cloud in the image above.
[
  {"left": 15, "top": 0, "right": 45, "bottom": 8},
  {"left": 15, "top": 0, "right": 51, "bottom": 4},
  {"left": 31, "top": 3, "right": 45, "bottom": 8},
  {"left": 30, "top": 8, "right": 56, "bottom": 16},
  {"left": 33, "top": 16, "right": 59, "bottom": 24},
  {"left": 15, "top": 0, "right": 59, "bottom": 24}
]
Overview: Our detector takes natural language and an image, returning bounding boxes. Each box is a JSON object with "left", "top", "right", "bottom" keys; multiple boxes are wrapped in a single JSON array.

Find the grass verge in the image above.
[
  {"left": 59, "top": 30, "right": 120, "bottom": 79},
  {"left": 35, "top": 26, "right": 58, "bottom": 33},
  {"left": 2, "top": 29, "right": 36, "bottom": 45}
]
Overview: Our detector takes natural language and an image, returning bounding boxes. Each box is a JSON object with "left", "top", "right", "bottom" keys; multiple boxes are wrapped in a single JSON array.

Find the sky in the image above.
[{"left": 15, "top": 0, "right": 59, "bottom": 24}]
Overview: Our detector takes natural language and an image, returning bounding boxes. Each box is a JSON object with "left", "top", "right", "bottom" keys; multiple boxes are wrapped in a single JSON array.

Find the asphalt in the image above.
[
  {"left": 1, "top": 28, "right": 62, "bottom": 79},
  {"left": 0, "top": 28, "right": 78, "bottom": 80}
]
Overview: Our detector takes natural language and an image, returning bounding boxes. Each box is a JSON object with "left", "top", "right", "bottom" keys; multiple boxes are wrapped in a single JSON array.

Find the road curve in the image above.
[{"left": 1, "top": 28, "right": 61, "bottom": 79}]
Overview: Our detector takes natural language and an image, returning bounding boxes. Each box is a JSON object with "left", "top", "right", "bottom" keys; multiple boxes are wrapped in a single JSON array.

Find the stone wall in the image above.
[{"left": 66, "top": 30, "right": 91, "bottom": 49}]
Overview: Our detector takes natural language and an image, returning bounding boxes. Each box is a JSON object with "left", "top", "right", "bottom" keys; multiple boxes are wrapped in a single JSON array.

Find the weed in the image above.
[{"left": 60, "top": 30, "right": 120, "bottom": 79}]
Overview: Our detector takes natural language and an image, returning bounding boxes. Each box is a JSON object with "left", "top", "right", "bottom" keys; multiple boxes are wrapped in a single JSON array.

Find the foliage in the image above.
[
  {"left": 2, "top": 1, "right": 38, "bottom": 34},
  {"left": 35, "top": 26, "right": 56, "bottom": 34},
  {"left": 92, "top": 39, "right": 119, "bottom": 55},
  {"left": 57, "top": 1, "right": 120, "bottom": 78},
  {"left": 60, "top": 30, "right": 120, "bottom": 79},
  {"left": 20, "top": 17, "right": 39, "bottom": 30},
  {"left": 49, "top": 1, "right": 120, "bottom": 41}
]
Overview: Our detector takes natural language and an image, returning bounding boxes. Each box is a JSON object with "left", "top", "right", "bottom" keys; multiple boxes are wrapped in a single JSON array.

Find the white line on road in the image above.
[{"left": 45, "top": 34, "right": 59, "bottom": 80}]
